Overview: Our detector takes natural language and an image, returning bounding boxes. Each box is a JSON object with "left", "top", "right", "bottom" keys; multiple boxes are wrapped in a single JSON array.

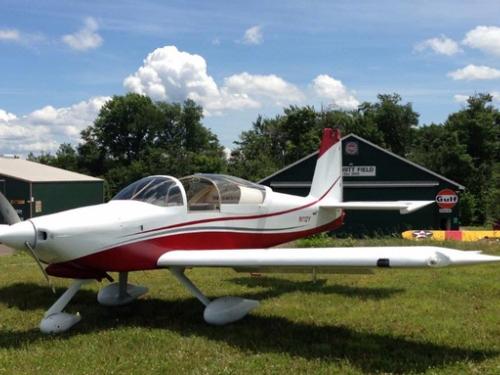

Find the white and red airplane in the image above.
[{"left": 0, "top": 129, "right": 499, "bottom": 333}]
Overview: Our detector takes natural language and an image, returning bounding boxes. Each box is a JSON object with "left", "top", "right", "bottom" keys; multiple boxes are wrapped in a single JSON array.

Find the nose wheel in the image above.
[{"left": 40, "top": 279, "right": 92, "bottom": 334}]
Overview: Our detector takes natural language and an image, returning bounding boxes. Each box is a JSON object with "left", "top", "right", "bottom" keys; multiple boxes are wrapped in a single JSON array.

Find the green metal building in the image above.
[
  {"left": 259, "top": 134, "right": 465, "bottom": 236},
  {"left": 0, "top": 157, "right": 104, "bottom": 223}
]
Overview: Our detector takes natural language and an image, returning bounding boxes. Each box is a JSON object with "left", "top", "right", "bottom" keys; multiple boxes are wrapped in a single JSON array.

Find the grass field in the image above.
[{"left": 0, "top": 239, "right": 499, "bottom": 374}]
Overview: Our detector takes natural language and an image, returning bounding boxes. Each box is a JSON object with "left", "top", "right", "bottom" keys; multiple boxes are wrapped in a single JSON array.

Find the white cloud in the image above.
[
  {"left": 448, "top": 64, "right": 500, "bottom": 80},
  {"left": 0, "top": 109, "right": 17, "bottom": 122},
  {"left": 414, "top": 35, "right": 462, "bottom": 56},
  {"left": 124, "top": 45, "right": 219, "bottom": 102},
  {"left": 124, "top": 45, "right": 304, "bottom": 114},
  {"left": 0, "top": 28, "right": 45, "bottom": 46},
  {"left": 0, "top": 97, "right": 109, "bottom": 156},
  {"left": 0, "top": 29, "right": 20, "bottom": 41},
  {"left": 0, "top": 44, "right": 361, "bottom": 156},
  {"left": 463, "top": 26, "right": 500, "bottom": 56},
  {"left": 223, "top": 72, "right": 304, "bottom": 104},
  {"left": 453, "top": 94, "right": 469, "bottom": 103},
  {"left": 243, "top": 25, "right": 263, "bottom": 45},
  {"left": 62, "top": 17, "right": 103, "bottom": 51},
  {"left": 311, "top": 74, "right": 359, "bottom": 110}
]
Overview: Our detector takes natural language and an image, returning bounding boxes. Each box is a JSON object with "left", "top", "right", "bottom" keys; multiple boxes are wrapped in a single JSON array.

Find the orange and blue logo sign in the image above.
[{"left": 435, "top": 189, "right": 458, "bottom": 209}]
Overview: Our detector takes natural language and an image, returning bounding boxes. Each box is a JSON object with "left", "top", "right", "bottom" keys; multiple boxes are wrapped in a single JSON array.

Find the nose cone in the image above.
[{"left": 0, "top": 221, "right": 36, "bottom": 250}]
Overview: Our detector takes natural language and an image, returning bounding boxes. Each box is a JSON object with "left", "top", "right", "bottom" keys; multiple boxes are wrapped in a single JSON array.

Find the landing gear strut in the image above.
[
  {"left": 169, "top": 267, "right": 259, "bottom": 325},
  {"left": 97, "top": 272, "right": 148, "bottom": 306},
  {"left": 40, "top": 279, "right": 92, "bottom": 334}
]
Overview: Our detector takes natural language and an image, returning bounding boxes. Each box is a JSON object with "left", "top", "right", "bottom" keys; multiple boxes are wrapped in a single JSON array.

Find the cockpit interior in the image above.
[{"left": 112, "top": 174, "right": 267, "bottom": 211}]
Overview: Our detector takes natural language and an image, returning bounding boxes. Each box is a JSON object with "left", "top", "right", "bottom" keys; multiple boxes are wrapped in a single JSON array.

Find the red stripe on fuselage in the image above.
[{"left": 56, "top": 214, "right": 345, "bottom": 273}]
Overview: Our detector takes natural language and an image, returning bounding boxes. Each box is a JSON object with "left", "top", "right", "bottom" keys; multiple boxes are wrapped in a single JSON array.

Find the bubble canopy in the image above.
[
  {"left": 112, "top": 176, "right": 184, "bottom": 207},
  {"left": 112, "top": 174, "right": 267, "bottom": 210}
]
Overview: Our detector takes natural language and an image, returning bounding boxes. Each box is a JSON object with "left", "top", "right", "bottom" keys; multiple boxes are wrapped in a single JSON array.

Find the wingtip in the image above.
[{"left": 435, "top": 249, "right": 500, "bottom": 266}]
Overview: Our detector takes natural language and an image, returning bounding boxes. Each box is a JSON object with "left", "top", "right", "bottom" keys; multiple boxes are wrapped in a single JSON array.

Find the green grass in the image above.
[{"left": 0, "top": 239, "right": 499, "bottom": 374}]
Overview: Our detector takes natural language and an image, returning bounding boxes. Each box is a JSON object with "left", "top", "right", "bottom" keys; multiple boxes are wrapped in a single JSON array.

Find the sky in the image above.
[{"left": 1, "top": 0, "right": 500, "bottom": 156}]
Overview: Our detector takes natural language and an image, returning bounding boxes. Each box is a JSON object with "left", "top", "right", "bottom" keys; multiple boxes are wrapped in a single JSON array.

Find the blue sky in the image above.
[{"left": 1, "top": 0, "right": 500, "bottom": 155}]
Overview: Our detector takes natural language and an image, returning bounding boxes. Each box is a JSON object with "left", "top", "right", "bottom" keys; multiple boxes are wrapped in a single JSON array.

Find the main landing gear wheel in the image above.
[
  {"left": 97, "top": 272, "right": 148, "bottom": 306},
  {"left": 169, "top": 267, "right": 259, "bottom": 325}
]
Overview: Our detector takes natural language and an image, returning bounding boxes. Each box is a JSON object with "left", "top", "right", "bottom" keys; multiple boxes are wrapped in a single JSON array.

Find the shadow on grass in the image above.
[
  {"left": 229, "top": 276, "right": 404, "bottom": 301},
  {"left": 0, "top": 283, "right": 496, "bottom": 374}
]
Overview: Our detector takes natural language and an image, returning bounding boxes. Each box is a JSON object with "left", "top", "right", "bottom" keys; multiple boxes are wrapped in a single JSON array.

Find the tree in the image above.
[
  {"left": 445, "top": 94, "right": 499, "bottom": 169},
  {"left": 443, "top": 94, "right": 500, "bottom": 223},
  {"left": 27, "top": 152, "right": 55, "bottom": 165},
  {"left": 410, "top": 94, "right": 500, "bottom": 224},
  {"left": 409, "top": 124, "right": 475, "bottom": 185},
  {"left": 281, "top": 106, "right": 320, "bottom": 164},
  {"left": 32, "top": 95, "right": 227, "bottom": 197},
  {"left": 228, "top": 106, "right": 339, "bottom": 181},
  {"left": 82, "top": 95, "right": 226, "bottom": 194},
  {"left": 229, "top": 95, "right": 419, "bottom": 181},
  {"left": 54, "top": 144, "right": 79, "bottom": 171},
  {"left": 228, "top": 115, "right": 283, "bottom": 181},
  {"left": 28, "top": 143, "right": 78, "bottom": 172},
  {"left": 355, "top": 93, "right": 419, "bottom": 156},
  {"left": 77, "top": 127, "right": 109, "bottom": 176},
  {"left": 88, "top": 93, "right": 163, "bottom": 165}
]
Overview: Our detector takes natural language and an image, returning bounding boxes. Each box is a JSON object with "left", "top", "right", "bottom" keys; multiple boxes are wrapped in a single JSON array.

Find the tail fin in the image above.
[
  {"left": 310, "top": 128, "right": 434, "bottom": 214},
  {"left": 309, "top": 128, "right": 342, "bottom": 201}
]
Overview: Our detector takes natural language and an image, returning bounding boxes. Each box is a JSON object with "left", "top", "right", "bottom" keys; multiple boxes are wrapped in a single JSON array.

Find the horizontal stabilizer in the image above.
[
  {"left": 321, "top": 200, "right": 433, "bottom": 214},
  {"left": 158, "top": 246, "right": 500, "bottom": 269}
]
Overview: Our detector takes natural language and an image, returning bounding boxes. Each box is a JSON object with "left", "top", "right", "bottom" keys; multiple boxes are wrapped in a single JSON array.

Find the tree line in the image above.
[{"left": 29, "top": 93, "right": 499, "bottom": 225}]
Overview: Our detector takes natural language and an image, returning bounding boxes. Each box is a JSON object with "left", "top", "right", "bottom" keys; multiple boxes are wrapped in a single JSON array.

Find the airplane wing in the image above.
[
  {"left": 320, "top": 201, "right": 433, "bottom": 214},
  {"left": 158, "top": 246, "right": 500, "bottom": 269}
]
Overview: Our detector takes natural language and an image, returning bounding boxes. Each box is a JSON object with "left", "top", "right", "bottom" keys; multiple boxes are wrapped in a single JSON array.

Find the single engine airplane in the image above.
[{"left": 0, "top": 128, "right": 499, "bottom": 333}]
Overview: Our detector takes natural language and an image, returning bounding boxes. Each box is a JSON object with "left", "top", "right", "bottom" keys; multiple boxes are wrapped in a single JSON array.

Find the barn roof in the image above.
[
  {"left": 259, "top": 133, "right": 465, "bottom": 190},
  {"left": 0, "top": 157, "right": 103, "bottom": 182}
]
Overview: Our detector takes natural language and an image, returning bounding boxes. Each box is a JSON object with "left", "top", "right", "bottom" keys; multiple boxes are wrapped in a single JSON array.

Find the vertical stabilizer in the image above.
[{"left": 309, "top": 128, "right": 342, "bottom": 201}]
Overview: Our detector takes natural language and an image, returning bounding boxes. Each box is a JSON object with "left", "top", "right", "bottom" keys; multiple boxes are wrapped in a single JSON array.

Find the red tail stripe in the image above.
[{"left": 318, "top": 128, "right": 341, "bottom": 157}]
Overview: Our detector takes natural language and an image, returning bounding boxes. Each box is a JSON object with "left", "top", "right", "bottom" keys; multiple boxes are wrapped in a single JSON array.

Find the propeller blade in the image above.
[
  {"left": 24, "top": 241, "right": 56, "bottom": 294},
  {"left": 0, "top": 191, "right": 21, "bottom": 225}
]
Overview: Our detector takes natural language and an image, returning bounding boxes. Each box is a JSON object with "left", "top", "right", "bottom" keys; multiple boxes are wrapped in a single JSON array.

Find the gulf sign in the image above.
[{"left": 435, "top": 189, "right": 458, "bottom": 209}]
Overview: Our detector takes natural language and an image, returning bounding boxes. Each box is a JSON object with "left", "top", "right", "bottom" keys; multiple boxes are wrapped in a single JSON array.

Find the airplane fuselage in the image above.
[{"left": 18, "top": 183, "right": 342, "bottom": 278}]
